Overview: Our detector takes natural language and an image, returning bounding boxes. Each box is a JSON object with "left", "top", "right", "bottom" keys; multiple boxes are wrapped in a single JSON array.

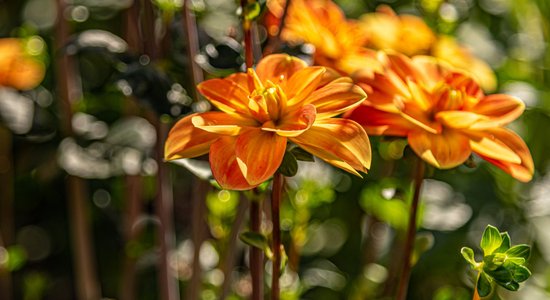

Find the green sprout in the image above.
[{"left": 461, "top": 225, "right": 532, "bottom": 298}]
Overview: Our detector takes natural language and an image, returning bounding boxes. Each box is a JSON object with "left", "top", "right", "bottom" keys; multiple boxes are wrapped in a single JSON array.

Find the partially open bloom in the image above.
[
  {"left": 346, "top": 53, "right": 533, "bottom": 182},
  {"left": 359, "top": 6, "right": 496, "bottom": 92},
  {"left": 165, "top": 54, "right": 371, "bottom": 190},
  {"left": 0, "top": 38, "right": 45, "bottom": 90},
  {"left": 274, "top": 0, "right": 382, "bottom": 75}
]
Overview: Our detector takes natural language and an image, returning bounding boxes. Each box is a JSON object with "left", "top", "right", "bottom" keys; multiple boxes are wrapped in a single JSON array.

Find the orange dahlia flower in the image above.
[
  {"left": 0, "top": 38, "right": 45, "bottom": 90},
  {"left": 346, "top": 53, "right": 533, "bottom": 182},
  {"left": 273, "top": 0, "right": 382, "bottom": 75},
  {"left": 165, "top": 54, "right": 371, "bottom": 190}
]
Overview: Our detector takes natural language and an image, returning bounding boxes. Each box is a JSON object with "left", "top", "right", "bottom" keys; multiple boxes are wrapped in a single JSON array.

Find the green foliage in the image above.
[{"left": 462, "top": 225, "right": 532, "bottom": 298}]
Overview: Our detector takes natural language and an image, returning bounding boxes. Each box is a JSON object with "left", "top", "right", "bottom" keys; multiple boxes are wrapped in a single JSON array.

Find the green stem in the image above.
[
  {"left": 271, "top": 173, "right": 284, "bottom": 300},
  {"left": 396, "top": 155, "right": 425, "bottom": 300}
]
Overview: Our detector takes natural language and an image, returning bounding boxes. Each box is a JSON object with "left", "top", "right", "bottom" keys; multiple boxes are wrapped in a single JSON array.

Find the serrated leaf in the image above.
[
  {"left": 494, "top": 232, "right": 511, "bottom": 253},
  {"left": 461, "top": 247, "right": 476, "bottom": 266},
  {"left": 477, "top": 272, "right": 493, "bottom": 297},
  {"left": 481, "top": 225, "right": 503, "bottom": 256},
  {"left": 278, "top": 151, "right": 298, "bottom": 177},
  {"left": 290, "top": 147, "right": 315, "bottom": 162},
  {"left": 240, "top": 231, "right": 269, "bottom": 251},
  {"left": 505, "top": 244, "right": 530, "bottom": 260}
]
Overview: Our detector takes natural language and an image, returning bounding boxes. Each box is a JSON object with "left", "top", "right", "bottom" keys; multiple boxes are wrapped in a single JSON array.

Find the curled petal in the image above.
[
  {"left": 344, "top": 105, "right": 412, "bottom": 136},
  {"left": 290, "top": 118, "right": 371, "bottom": 174},
  {"left": 469, "top": 94, "right": 525, "bottom": 129},
  {"left": 235, "top": 129, "right": 287, "bottom": 186},
  {"left": 165, "top": 113, "right": 219, "bottom": 160},
  {"left": 408, "top": 129, "right": 471, "bottom": 169},
  {"left": 304, "top": 78, "right": 367, "bottom": 118},
  {"left": 197, "top": 78, "right": 251, "bottom": 115},
  {"left": 210, "top": 137, "right": 255, "bottom": 190},
  {"left": 262, "top": 104, "right": 316, "bottom": 137},
  {"left": 191, "top": 112, "right": 258, "bottom": 136},
  {"left": 473, "top": 128, "right": 534, "bottom": 182},
  {"left": 465, "top": 130, "right": 521, "bottom": 164},
  {"left": 256, "top": 54, "right": 307, "bottom": 86}
]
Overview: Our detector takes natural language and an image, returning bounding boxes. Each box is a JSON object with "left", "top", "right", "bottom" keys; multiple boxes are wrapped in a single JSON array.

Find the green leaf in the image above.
[
  {"left": 487, "top": 266, "right": 513, "bottom": 283},
  {"left": 379, "top": 139, "right": 408, "bottom": 160},
  {"left": 280, "top": 246, "right": 288, "bottom": 274},
  {"left": 244, "top": 2, "right": 261, "bottom": 21},
  {"left": 477, "top": 272, "right": 493, "bottom": 298},
  {"left": 6, "top": 246, "right": 27, "bottom": 272},
  {"left": 505, "top": 244, "right": 531, "bottom": 260},
  {"left": 240, "top": 231, "right": 271, "bottom": 257},
  {"left": 505, "top": 262, "right": 531, "bottom": 283},
  {"left": 498, "top": 280, "right": 519, "bottom": 291},
  {"left": 483, "top": 254, "right": 505, "bottom": 271},
  {"left": 278, "top": 151, "right": 298, "bottom": 177},
  {"left": 290, "top": 147, "right": 315, "bottom": 162},
  {"left": 412, "top": 232, "right": 434, "bottom": 266},
  {"left": 494, "top": 232, "right": 511, "bottom": 253},
  {"left": 461, "top": 247, "right": 477, "bottom": 267},
  {"left": 480, "top": 225, "right": 503, "bottom": 256}
]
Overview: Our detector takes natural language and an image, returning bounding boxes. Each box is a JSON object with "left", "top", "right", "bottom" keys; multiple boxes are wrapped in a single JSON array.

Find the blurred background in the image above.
[{"left": 0, "top": 0, "right": 549, "bottom": 299}]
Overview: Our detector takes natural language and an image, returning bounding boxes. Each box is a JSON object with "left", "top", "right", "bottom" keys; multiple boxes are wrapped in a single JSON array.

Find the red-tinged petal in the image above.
[
  {"left": 304, "top": 78, "right": 367, "bottom": 119},
  {"left": 473, "top": 128, "right": 534, "bottom": 182},
  {"left": 469, "top": 94, "right": 525, "bottom": 129},
  {"left": 210, "top": 136, "right": 255, "bottom": 190},
  {"left": 197, "top": 78, "right": 250, "bottom": 115},
  {"left": 465, "top": 130, "right": 521, "bottom": 164},
  {"left": 290, "top": 118, "right": 371, "bottom": 174},
  {"left": 235, "top": 129, "right": 287, "bottom": 186},
  {"left": 191, "top": 112, "right": 258, "bottom": 136},
  {"left": 407, "top": 79, "right": 432, "bottom": 111},
  {"left": 262, "top": 104, "right": 316, "bottom": 137},
  {"left": 409, "top": 55, "right": 450, "bottom": 89},
  {"left": 164, "top": 113, "right": 219, "bottom": 160},
  {"left": 226, "top": 72, "right": 251, "bottom": 94},
  {"left": 400, "top": 103, "right": 441, "bottom": 134},
  {"left": 285, "top": 66, "right": 325, "bottom": 105},
  {"left": 344, "top": 105, "right": 413, "bottom": 136},
  {"left": 256, "top": 54, "right": 307, "bottom": 86},
  {"left": 408, "top": 129, "right": 471, "bottom": 169},
  {"left": 435, "top": 111, "right": 488, "bottom": 129}
]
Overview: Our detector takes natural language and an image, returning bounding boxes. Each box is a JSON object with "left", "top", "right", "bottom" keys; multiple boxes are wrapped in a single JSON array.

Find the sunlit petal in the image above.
[
  {"left": 164, "top": 113, "right": 220, "bottom": 160},
  {"left": 285, "top": 67, "right": 326, "bottom": 105},
  {"left": 472, "top": 128, "right": 534, "bottom": 182},
  {"left": 436, "top": 111, "right": 488, "bottom": 129},
  {"left": 290, "top": 118, "right": 371, "bottom": 173},
  {"left": 465, "top": 130, "right": 521, "bottom": 164},
  {"left": 191, "top": 112, "right": 258, "bottom": 136},
  {"left": 235, "top": 129, "right": 287, "bottom": 186},
  {"left": 469, "top": 94, "right": 525, "bottom": 129},
  {"left": 256, "top": 53, "right": 307, "bottom": 86},
  {"left": 345, "top": 106, "right": 413, "bottom": 136},
  {"left": 210, "top": 136, "right": 255, "bottom": 190},
  {"left": 408, "top": 129, "right": 471, "bottom": 169},
  {"left": 304, "top": 78, "right": 367, "bottom": 118},
  {"left": 197, "top": 78, "right": 251, "bottom": 115},
  {"left": 262, "top": 104, "right": 316, "bottom": 137}
]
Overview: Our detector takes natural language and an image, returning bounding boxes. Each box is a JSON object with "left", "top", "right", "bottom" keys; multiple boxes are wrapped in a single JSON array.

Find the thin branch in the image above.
[{"left": 271, "top": 173, "right": 284, "bottom": 300}]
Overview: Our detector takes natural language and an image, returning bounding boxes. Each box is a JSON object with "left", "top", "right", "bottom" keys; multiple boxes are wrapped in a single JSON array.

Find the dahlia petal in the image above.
[
  {"left": 235, "top": 129, "right": 287, "bottom": 186},
  {"left": 191, "top": 112, "right": 258, "bottom": 136},
  {"left": 290, "top": 118, "right": 371, "bottom": 174},
  {"left": 164, "top": 113, "right": 219, "bottom": 160},
  {"left": 256, "top": 54, "right": 307, "bottom": 86},
  {"left": 304, "top": 78, "right": 367, "bottom": 119},
  {"left": 473, "top": 128, "right": 534, "bottom": 182},
  {"left": 262, "top": 104, "right": 316, "bottom": 137},
  {"left": 285, "top": 67, "right": 325, "bottom": 105},
  {"left": 197, "top": 79, "right": 251, "bottom": 115},
  {"left": 470, "top": 94, "right": 525, "bottom": 129},
  {"left": 344, "top": 105, "right": 412, "bottom": 136},
  {"left": 466, "top": 130, "right": 522, "bottom": 164},
  {"left": 408, "top": 129, "right": 471, "bottom": 169},
  {"left": 435, "top": 111, "right": 488, "bottom": 129},
  {"left": 210, "top": 136, "right": 255, "bottom": 190}
]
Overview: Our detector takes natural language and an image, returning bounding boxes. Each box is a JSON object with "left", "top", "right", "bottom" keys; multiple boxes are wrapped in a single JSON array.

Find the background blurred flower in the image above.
[
  {"left": 346, "top": 53, "right": 533, "bottom": 182},
  {"left": 0, "top": 38, "right": 45, "bottom": 90},
  {"left": 165, "top": 54, "right": 371, "bottom": 190}
]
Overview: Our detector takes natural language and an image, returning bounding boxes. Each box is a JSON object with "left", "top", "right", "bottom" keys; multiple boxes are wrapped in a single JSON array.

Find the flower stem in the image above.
[
  {"left": 396, "top": 155, "right": 425, "bottom": 300},
  {"left": 250, "top": 195, "right": 264, "bottom": 300},
  {"left": 271, "top": 172, "right": 284, "bottom": 300},
  {"left": 241, "top": 0, "right": 255, "bottom": 68}
]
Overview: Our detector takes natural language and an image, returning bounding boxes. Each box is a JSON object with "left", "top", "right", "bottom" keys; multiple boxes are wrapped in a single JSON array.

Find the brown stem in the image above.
[
  {"left": 263, "top": 0, "right": 291, "bottom": 55},
  {"left": 220, "top": 196, "right": 249, "bottom": 299},
  {"left": 271, "top": 173, "right": 284, "bottom": 300},
  {"left": 183, "top": 0, "right": 204, "bottom": 100},
  {"left": 250, "top": 195, "right": 264, "bottom": 300},
  {"left": 241, "top": 0, "right": 255, "bottom": 68},
  {"left": 396, "top": 156, "right": 425, "bottom": 300},
  {"left": 186, "top": 179, "right": 209, "bottom": 300},
  {"left": 0, "top": 125, "right": 13, "bottom": 300},
  {"left": 55, "top": 1, "right": 101, "bottom": 299}
]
